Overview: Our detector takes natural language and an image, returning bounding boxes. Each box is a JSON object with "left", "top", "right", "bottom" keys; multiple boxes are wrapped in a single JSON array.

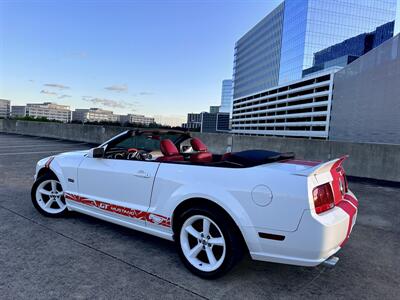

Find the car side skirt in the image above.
[{"left": 67, "top": 203, "right": 174, "bottom": 241}]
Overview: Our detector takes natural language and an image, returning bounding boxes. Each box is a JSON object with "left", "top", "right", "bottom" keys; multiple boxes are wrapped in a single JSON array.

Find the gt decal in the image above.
[{"left": 64, "top": 193, "right": 171, "bottom": 227}]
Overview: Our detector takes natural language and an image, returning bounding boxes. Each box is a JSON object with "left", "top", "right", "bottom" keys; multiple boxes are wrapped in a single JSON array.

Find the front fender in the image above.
[{"left": 35, "top": 152, "right": 86, "bottom": 195}]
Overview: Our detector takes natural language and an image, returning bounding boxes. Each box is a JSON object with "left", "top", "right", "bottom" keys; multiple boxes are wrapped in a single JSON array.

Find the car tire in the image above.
[
  {"left": 175, "top": 206, "right": 244, "bottom": 279},
  {"left": 31, "top": 172, "right": 68, "bottom": 217}
]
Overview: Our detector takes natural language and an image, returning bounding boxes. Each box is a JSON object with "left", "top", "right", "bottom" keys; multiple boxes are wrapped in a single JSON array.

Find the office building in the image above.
[
  {"left": 201, "top": 112, "right": 230, "bottom": 133},
  {"left": 11, "top": 105, "right": 27, "bottom": 117},
  {"left": 0, "top": 99, "right": 11, "bottom": 118},
  {"left": 231, "top": 71, "right": 335, "bottom": 139},
  {"left": 233, "top": 2, "right": 285, "bottom": 99},
  {"left": 220, "top": 79, "right": 233, "bottom": 113},
  {"left": 182, "top": 113, "right": 202, "bottom": 130},
  {"left": 209, "top": 106, "right": 220, "bottom": 114},
  {"left": 233, "top": 0, "right": 397, "bottom": 99},
  {"left": 73, "top": 108, "right": 119, "bottom": 123},
  {"left": 26, "top": 102, "right": 71, "bottom": 123},
  {"left": 120, "top": 114, "right": 155, "bottom": 126},
  {"left": 303, "top": 21, "right": 395, "bottom": 76},
  {"left": 329, "top": 34, "right": 400, "bottom": 144}
]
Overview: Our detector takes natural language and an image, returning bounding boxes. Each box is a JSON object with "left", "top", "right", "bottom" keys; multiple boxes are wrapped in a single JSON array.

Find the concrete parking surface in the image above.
[{"left": 0, "top": 132, "right": 399, "bottom": 299}]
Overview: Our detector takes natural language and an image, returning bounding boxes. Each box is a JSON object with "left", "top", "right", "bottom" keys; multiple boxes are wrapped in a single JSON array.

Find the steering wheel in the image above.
[{"left": 127, "top": 148, "right": 139, "bottom": 160}]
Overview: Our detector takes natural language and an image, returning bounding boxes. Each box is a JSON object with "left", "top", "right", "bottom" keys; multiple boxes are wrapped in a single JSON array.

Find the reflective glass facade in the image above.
[
  {"left": 220, "top": 79, "right": 233, "bottom": 113},
  {"left": 233, "top": 0, "right": 397, "bottom": 99},
  {"left": 279, "top": 0, "right": 397, "bottom": 84},
  {"left": 233, "top": 2, "right": 285, "bottom": 99}
]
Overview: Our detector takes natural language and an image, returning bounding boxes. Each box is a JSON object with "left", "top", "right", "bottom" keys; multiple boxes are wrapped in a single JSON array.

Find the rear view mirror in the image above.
[{"left": 92, "top": 147, "right": 105, "bottom": 158}]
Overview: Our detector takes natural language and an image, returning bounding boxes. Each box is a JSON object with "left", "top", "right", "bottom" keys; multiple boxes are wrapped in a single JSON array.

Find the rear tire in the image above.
[
  {"left": 175, "top": 206, "right": 243, "bottom": 279},
  {"left": 31, "top": 173, "right": 68, "bottom": 217}
]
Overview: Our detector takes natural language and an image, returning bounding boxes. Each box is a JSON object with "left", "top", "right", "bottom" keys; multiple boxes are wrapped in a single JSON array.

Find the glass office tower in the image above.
[
  {"left": 233, "top": 2, "right": 285, "bottom": 99},
  {"left": 279, "top": 0, "right": 398, "bottom": 84},
  {"left": 219, "top": 79, "right": 233, "bottom": 113},
  {"left": 233, "top": 0, "right": 397, "bottom": 98}
]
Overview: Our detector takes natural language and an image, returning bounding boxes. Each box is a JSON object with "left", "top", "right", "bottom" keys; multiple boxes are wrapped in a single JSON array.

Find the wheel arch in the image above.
[
  {"left": 37, "top": 158, "right": 67, "bottom": 190},
  {"left": 37, "top": 167, "right": 57, "bottom": 179},
  {"left": 171, "top": 197, "right": 249, "bottom": 253}
]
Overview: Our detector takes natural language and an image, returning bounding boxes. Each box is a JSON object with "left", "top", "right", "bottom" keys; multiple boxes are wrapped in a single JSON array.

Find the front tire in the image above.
[
  {"left": 31, "top": 173, "right": 68, "bottom": 217},
  {"left": 175, "top": 206, "right": 243, "bottom": 279}
]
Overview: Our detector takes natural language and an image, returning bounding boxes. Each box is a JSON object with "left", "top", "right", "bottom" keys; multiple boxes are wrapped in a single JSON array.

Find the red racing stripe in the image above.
[
  {"left": 344, "top": 194, "right": 359, "bottom": 207},
  {"left": 45, "top": 156, "right": 54, "bottom": 168},
  {"left": 64, "top": 193, "right": 171, "bottom": 228},
  {"left": 337, "top": 199, "right": 357, "bottom": 247}
]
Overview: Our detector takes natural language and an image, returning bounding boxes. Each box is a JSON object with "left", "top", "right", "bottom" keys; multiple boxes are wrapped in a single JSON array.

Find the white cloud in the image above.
[
  {"left": 58, "top": 94, "right": 71, "bottom": 99},
  {"left": 104, "top": 84, "right": 128, "bottom": 92},
  {"left": 83, "top": 96, "right": 137, "bottom": 110},
  {"left": 40, "top": 90, "right": 58, "bottom": 96},
  {"left": 44, "top": 83, "right": 70, "bottom": 90}
]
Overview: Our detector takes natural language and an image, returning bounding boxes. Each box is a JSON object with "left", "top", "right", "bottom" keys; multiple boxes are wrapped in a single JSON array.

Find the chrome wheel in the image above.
[
  {"left": 180, "top": 215, "right": 226, "bottom": 272},
  {"left": 35, "top": 179, "right": 66, "bottom": 214}
]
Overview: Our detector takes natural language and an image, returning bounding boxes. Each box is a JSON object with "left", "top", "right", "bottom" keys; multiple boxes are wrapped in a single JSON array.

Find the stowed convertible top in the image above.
[{"left": 223, "top": 150, "right": 295, "bottom": 167}]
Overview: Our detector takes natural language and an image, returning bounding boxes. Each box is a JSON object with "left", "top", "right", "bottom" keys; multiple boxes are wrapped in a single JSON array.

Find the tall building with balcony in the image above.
[
  {"left": 0, "top": 99, "right": 11, "bottom": 118},
  {"left": 72, "top": 108, "right": 119, "bottom": 123},
  {"left": 233, "top": 0, "right": 397, "bottom": 99},
  {"left": 219, "top": 79, "right": 233, "bottom": 113},
  {"left": 26, "top": 102, "right": 71, "bottom": 123}
]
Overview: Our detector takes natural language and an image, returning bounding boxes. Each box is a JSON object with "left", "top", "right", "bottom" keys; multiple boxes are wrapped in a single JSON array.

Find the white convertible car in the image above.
[{"left": 32, "top": 129, "right": 358, "bottom": 278}]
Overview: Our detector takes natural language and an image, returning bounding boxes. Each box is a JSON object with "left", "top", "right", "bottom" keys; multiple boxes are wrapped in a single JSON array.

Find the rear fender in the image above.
[{"left": 150, "top": 183, "right": 256, "bottom": 247}]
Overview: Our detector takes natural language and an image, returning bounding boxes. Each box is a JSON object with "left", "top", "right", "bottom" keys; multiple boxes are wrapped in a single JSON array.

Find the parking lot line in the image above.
[
  {"left": 0, "top": 143, "right": 88, "bottom": 148},
  {"left": 0, "top": 149, "right": 86, "bottom": 156}
]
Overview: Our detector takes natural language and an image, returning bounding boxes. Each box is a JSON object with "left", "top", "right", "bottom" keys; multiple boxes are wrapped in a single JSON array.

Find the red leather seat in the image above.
[
  {"left": 156, "top": 139, "right": 184, "bottom": 162},
  {"left": 190, "top": 138, "right": 213, "bottom": 163}
]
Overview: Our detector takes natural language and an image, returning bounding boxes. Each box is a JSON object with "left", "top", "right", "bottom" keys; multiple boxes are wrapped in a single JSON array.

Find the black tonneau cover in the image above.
[{"left": 224, "top": 150, "right": 295, "bottom": 167}]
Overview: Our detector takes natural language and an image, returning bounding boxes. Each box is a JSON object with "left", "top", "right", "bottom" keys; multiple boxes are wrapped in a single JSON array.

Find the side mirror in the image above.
[{"left": 89, "top": 147, "right": 105, "bottom": 158}]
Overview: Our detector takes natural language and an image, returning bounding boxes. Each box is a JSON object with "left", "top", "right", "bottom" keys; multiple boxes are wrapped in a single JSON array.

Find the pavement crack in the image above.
[{"left": 0, "top": 205, "right": 210, "bottom": 300}]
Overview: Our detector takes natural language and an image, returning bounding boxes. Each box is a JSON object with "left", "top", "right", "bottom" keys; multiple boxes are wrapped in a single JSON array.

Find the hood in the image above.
[{"left": 56, "top": 149, "right": 90, "bottom": 158}]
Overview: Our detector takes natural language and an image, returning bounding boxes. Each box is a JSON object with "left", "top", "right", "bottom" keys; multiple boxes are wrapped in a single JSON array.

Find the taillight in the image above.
[{"left": 312, "top": 183, "right": 335, "bottom": 214}]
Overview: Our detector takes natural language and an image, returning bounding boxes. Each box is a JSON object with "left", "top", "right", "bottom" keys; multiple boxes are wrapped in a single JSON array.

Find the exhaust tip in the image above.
[{"left": 322, "top": 256, "right": 339, "bottom": 267}]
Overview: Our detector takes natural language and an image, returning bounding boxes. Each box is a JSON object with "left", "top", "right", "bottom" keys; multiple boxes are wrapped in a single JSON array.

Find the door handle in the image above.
[{"left": 134, "top": 170, "right": 151, "bottom": 178}]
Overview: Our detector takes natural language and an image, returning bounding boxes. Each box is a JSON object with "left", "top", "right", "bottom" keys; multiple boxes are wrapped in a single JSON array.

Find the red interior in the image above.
[
  {"left": 190, "top": 137, "right": 208, "bottom": 152},
  {"left": 156, "top": 139, "right": 184, "bottom": 162},
  {"left": 190, "top": 138, "right": 213, "bottom": 163}
]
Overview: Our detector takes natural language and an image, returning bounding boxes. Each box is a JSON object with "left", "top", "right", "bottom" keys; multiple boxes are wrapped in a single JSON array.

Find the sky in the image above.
[
  {"left": 0, "top": 0, "right": 281, "bottom": 125},
  {"left": 1, "top": 0, "right": 399, "bottom": 126}
]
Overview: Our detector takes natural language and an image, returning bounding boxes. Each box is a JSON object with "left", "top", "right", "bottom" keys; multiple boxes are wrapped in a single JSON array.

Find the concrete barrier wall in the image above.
[{"left": 1, "top": 119, "right": 399, "bottom": 182}]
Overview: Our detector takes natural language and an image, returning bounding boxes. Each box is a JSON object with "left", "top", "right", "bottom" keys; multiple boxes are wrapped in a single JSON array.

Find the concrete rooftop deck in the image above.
[{"left": 0, "top": 133, "right": 399, "bottom": 299}]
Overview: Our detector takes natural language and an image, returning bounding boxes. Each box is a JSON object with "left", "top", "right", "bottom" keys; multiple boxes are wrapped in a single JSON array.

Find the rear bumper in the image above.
[{"left": 248, "top": 191, "right": 359, "bottom": 266}]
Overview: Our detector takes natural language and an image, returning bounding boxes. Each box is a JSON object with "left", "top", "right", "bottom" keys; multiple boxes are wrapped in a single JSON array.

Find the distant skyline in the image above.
[
  {"left": 0, "top": 0, "right": 281, "bottom": 125},
  {"left": 0, "top": 0, "right": 398, "bottom": 126}
]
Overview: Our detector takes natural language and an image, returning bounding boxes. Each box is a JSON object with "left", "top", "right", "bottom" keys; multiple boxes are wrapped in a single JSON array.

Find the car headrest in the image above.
[
  {"left": 160, "top": 139, "right": 179, "bottom": 156},
  {"left": 190, "top": 138, "right": 208, "bottom": 152}
]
